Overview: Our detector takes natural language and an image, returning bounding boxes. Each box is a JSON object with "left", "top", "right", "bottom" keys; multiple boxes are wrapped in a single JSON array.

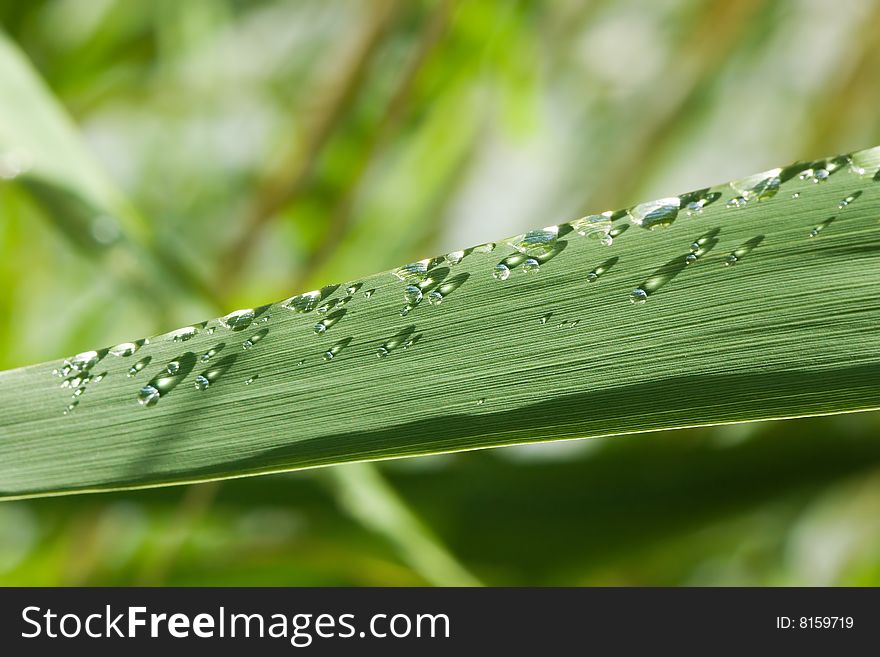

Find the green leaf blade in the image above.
[{"left": 2, "top": 147, "right": 880, "bottom": 499}]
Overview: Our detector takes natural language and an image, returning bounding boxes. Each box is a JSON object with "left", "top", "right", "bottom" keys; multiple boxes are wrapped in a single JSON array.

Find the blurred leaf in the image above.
[{"left": 0, "top": 29, "right": 145, "bottom": 241}]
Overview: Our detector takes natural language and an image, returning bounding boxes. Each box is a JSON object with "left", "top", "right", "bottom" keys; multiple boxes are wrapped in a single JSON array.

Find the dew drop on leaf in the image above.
[
  {"left": 137, "top": 385, "right": 160, "bottom": 407},
  {"left": 630, "top": 288, "right": 648, "bottom": 304},
  {"left": 493, "top": 264, "right": 510, "bottom": 281}
]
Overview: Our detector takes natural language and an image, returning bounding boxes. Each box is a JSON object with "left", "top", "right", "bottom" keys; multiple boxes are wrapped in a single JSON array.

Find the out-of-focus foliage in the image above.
[{"left": 1, "top": 0, "right": 880, "bottom": 585}]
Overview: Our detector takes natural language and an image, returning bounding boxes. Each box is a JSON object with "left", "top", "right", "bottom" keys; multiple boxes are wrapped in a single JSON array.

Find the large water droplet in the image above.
[
  {"left": 445, "top": 250, "right": 466, "bottom": 265},
  {"left": 194, "top": 375, "right": 210, "bottom": 391},
  {"left": 282, "top": 291, "right": 321, "bottom": 313},
  {"left": 392, "top": 259, "right": 430, "bottom": 284},
  {"left": 110, "top": 342, "right": 139, "bottom": 357},
  {"left": 730, "top": 169, "right": 781, "bottom": 201},
  {"left": 508, "top": 226, "right": 559, "bottom": 257},
  {"left": 493, "top": 263, "right": 510, "bottom": 281},
  {"left": 167, "top": 326, "right": 198, "bottom": 342},
  {"left": 629, "top": 197, "right": 680, "bottom": 230},
  {"left": 138, "top": 385, "right": 160, "bottom": 407},
  {"left": 428, "top": 291, "right": 443, "bottom": 305},
  {"left": 571, "top": 213, "right": 612, "bottom": 241},
  {"left": 166, "top": 361, "right": 180, "bottom": 375},
  {"left": 685, "top": 253, "right": 697, "bottom": 265},
  {"left": 219, "top": 308, "right": 255, "bottom": 330}
]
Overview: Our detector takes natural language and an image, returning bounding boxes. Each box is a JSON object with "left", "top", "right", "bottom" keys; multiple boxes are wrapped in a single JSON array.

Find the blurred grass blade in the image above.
[
  {"left": 0, "top": 30, "right": 144, "bottom": 241},
  {"left": 329, "top": 463, "right": 481, "bottom": 586},
  {"left": 2, "top": 147, "right": 880, "bottom": 499}
]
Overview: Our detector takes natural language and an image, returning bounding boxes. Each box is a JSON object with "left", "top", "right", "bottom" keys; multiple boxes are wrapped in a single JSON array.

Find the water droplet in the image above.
[
  {"left": 445, "top": 250, "right": 465, "bottom": 265},
  {"left": 110, "top": 342, "right": 139, "bottom": 357},
  {"left": 724, "top": 235, "right": 764, "bottom": 264},
  {"left": 493, "top": 263, "right": 510, "bottom": 281},
  {"left": 629, "top": 197, "right": 680, "bottom": 230},
  {"left": 540, "top": 314, "right": 551, "bottom": 325},
  {"left": 473, "top": 242, "right": 496, "bottom": 254},
  {"left": 685, "top": 253, "right": 697, "bottom": 265},
  {"left": 323, "top": 339, "right": 350, "bottom": 362},
  {"left": 476, "top": 398, "right": 485, "bottom": 405},
  {"left": 137, "top": 385, "right": 160, "bottom": 407},
  {"left": 586, "top": 272, "right": 598, "bottom": 283},
  {"left": 194, "top": 375, "right": 210, "bottom": 391},
  {"left": 364, "top": 289, "right": 375, "bottom": 299},
  {"left": 93, "top": 373, "right": 105, "bottom": 383},
  {"left": 72, "top": 386, "right": 85, "bottom": 397},
  {"left": 63, "top": 401, "right": 79, "bottom": 415},
  {"left": 219, "top": 308, "right": 255, "bottom": 330},
  {"left": 201, "top": 347, "right": 219, "bottom": 361},
  {"left": 376, "top": 347, "right": 389, "bottom": 358},
  {"left": 791, "top": 192, "right": 800, "bottom": 199},
  {"left": 61, "top": 376, "right": 81, "bottom": 389},
  {"left": 296, "top": 360, "right": 305, "bottom": 366},
  {"left": 730, "top": 169, "right": 781, "bottom": 201},
  {"left": 69, "top": 351, "right": 99, "bottom": 374},
  {"left": 812, "top": 168, "right": 829, "bottom": 183},
  {"left": 726, "top": 196, "right": 747, "bottom": 208},
  {"left": 168, "top": 326, "right": 198, "bottom": 342},
  {"left": 346, "top": 283, "right": 362, "bottom": 296},
  {"left": 404, "top": 285, "right": 423, "bottom": 305},
  {"left": 282, "top": 291, "right": 320, "bottom": 313},
  {"left": 314, "top": 323, "right": 327, "bottom": 335},
  {"left": 571, "top": 212, "right": 613, "bottom": 241},
  {"left": 838, "top": 191, "right": 862, "bottom": 209},
  {"left": 508, "top": 226, "right": 559, "bottom": 256},
  {"left": 244, "top": 375, "right": 258, "bottom": 386},
  {"left": 207, "top": 327, "right": 216, "bottom": 335},
  {"left": 680, "top": 189, "right": 722, "bottom": 215},
  {"left": 428, "top": 291, "right": 443, "bottom": 305},
  {"left": 317, "top": 299, "right": 340, "bottom": 315},
  {"left": 522, "top": 258, "right": 540, "bottom": 274},
  {"left": 128, "top": 357, "right": 151, "bottom": 377},
  {"left": 392, "top": 259, "right": 430, "bottom": 284},
  {"left": 630, "top": 288, "right": 648, "bottom": 304},
  {"left": 166, "top": 361, "right": 180, "bottom": 375},
  {"left": 808, "top": 216, "right": 834, "bottom": 238},
  {"left": 685, "top": 201, "right": 703, "bottom": 216}
]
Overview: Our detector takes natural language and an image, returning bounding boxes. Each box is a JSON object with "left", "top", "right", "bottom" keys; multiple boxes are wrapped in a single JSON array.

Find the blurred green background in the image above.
[{"left": 2, "top": 0, "right": 880, "bottom": 585}]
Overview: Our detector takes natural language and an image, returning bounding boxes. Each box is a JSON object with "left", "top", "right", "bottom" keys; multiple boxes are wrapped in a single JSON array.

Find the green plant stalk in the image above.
[{"left": 2, "top": 147, "right": 880, "bottom": 499}]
